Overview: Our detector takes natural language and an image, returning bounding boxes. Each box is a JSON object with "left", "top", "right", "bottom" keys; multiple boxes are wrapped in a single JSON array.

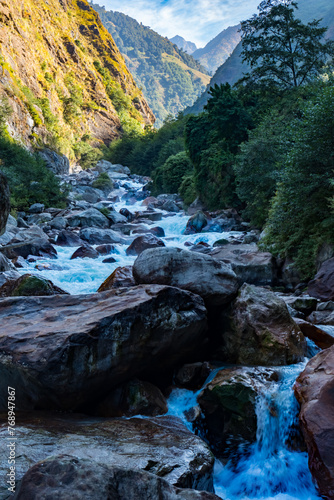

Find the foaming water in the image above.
[
  {"left": 166, "top": 362, "right": 320, "bottom": 500},
  {"left": 213, "top": 362, "right": 320, "bottom": 500}
]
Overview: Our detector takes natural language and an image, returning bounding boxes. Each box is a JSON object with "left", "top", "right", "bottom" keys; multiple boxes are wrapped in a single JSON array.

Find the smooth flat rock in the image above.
[
  {"left": 0, "top": 285, "right": 207, "bottom": 411},
  {"left": 295, "top": 346, "right": 334, "bottom": 499},
  {"left": 0, "top": 414, "right": 215, "bottom": 496}
]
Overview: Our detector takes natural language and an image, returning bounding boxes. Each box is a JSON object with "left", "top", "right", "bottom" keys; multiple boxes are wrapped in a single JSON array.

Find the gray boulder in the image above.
[
  {"left": 14, "top": 457, "right": 221, "bottom": 500},
  {"left": 210, "top": 244, "right": 276, "bottom": 286},
  {"left": 80, "top": 227, "right": 126, "bottom": 245},
  {"left": 66, "top": 208, "right": 110, "bottom": 229},
  {"left": 28, "top": 203, "right": 45, "bottom": 213},
  {"left": 133, "top": 247, "right": 239, "bottom": 306},
  {"left": 0, "top": 285, "right": 207, "bottom": 411}
]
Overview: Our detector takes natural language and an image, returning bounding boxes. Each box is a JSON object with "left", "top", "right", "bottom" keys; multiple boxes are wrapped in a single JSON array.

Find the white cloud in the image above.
[{"left": 97, "top": 0, "right": 260, "bottom": 47}]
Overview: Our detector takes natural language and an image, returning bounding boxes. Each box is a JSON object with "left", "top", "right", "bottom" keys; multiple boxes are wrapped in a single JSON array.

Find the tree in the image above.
[
  {"left": 262, "top": 84, "right": 334, "bottom": 278},
  {"left": 240, "top": 0, "right": 334, "bottom": 89}
]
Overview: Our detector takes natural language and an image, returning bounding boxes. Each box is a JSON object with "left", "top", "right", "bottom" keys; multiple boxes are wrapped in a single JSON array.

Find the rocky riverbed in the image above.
[{"left": 0, "top": 160, "right": 334, "bottom": 499}]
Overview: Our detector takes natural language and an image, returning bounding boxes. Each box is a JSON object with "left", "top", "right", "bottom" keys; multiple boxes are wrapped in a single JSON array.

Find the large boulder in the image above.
[
  {"left": 14, "top": 458, "right": 221, "bottom": 500},
  {"left": 0, "top": 285, "right": 207, "bottom": 411},
  {"left": 133, "top": 247, "right": 239, "bottom": 307},
  {"left": 126, "top": 234, "right": 166, "bottom": 256},
  {"left": 56, "top": 229, "right": 85, "bottom": 247},
  {"left": 66, "top": 208, "right": 110, "bottom": 229},
  {"left": 218, "top": 284, "right": 306, "bottom": 365},
  {"left": 294, "top": 346, "right": 334, "bottom": 499},
  {"left": 70, "top": 245, "right": 99, "bottom": 260},
  {"left": 210, "top": 244, "right": 276, "bottom": 286},
  {"left": 0, "top": 171, "right": 10, "bottom": 236},
  {"left": 0, "top": 415, "right": 215, "bottom": 495},
  {"left": 80, "top": 227, "right": 126, "bottom": 245},
  {"left": 0, "top": 274, "right": 67, "bottom": 297},
  {"left": 196, "top": 367, "right": 275, "bottom": 457},
  {"left": 0, "top": 253, "right": 15, "bottom": 272},
  {"left": 308, "top": 258, "right": 334, "bottom": 301}
]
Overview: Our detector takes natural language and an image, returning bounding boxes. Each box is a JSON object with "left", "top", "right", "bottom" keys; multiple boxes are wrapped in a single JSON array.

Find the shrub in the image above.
[{"left": 92, "top": 172, "right": 113, "bottom": 191}]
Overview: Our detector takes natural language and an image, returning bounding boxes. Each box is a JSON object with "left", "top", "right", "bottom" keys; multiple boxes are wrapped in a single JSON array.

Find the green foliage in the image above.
[
  {"left": 92, "top": 4, "right": 210, "bottom": 126},
  {"left": 62, "top": 74, "right": 84, "bottom": 124},
  {"left": 262, "top": 84, "right": 334, "bottom": 278},
  {"left": 92, "top": 172, "right": 113, "bottom": 191},
  {"left": 73, "top": 140, "right": 103, "bottom": 170},
  {"left": 179, "top": 174, "right": 197, "bottom": 206},
  {"left": 0, "top": 136, "right": 67, "bottom": 211},
  {"left": 185, "top": 84, "right": 253, "bottom": 209},
  {"left": 0, "top": 97, "right": 12, "bottom": 136},
  {"left": 152, "top": 151, "right": 193, "bottom": 194},
  {"left": 98, "top": 207, "right": 110, "bottom": 217},
  {"left": 240, "top": 0, "right": 334, "bottom": 89},
  {"left": 234, "top": 108, "right": 291, "bottom": 227},
  {"left": 106, "top": 115, "right": 188, "bottom": 177}
]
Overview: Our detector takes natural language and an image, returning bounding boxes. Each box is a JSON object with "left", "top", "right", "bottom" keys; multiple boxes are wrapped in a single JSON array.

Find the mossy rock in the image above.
[
  {"left": 213, "top": 239, "right": 229, "bottom": 247},
  {"left": 0, "top": 274, "right": 68, "bottom": 297}
]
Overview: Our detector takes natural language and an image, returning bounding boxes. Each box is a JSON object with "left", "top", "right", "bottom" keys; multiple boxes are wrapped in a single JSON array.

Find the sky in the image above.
[{"left": 97, "top": 0, "right": 261, "bottom": 48}]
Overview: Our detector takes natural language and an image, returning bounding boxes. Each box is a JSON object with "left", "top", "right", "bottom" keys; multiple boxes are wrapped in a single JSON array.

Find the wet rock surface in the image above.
[
  {"left": 218, "top": 284, "right": 307, "bottom": 365},
  {"left": 98, "top": 266, "right": 135, "bottom": 291},
  {"left": 0, "top": 273, "right": 68, "bottom": 297},
  {"left": 0, "top": 285, "right": 207, "bottom": 411},
  {"left": 295, "top": 346, "right": 334, "bottom": 499},
  {"left": 15, "top": 457, "right": 221, "bottom": 500},
  {"left": 133, "top": 247, "right": 239, "bottom": 306},
  {"left": 196, "top": 367, "right": 275, "bottom": 458},
  {"left": 0, "top": 414, "right": 216, "bottom": 495}
]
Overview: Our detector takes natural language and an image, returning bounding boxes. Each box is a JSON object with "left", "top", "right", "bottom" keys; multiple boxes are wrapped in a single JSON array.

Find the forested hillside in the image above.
[
  {"left": 188, "top": 0, "right": 334, "bottom": 113},
  {"left": 92, "top": 4, "right": 211, "bottom": 126}
]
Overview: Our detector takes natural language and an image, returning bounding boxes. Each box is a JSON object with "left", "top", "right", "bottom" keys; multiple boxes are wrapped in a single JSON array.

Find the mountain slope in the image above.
[
  {"left": 170, "top": 36, "right": 197, "bottom": 54},
  {"left": 188, "top": 0, "right": 334, "bottom": 113},
  {"left": 0, "top": 0, "right": 154, "bottom": 156},
  {"left": 91, "top": 4, "right": 210, "bottom": 126},
  {"left": 192, "top": 25, "right": 241, "bottom": 74}
]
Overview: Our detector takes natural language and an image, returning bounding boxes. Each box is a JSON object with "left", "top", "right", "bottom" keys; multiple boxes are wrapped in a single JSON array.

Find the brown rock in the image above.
[
  {"left": 219, "top": 284, "right": 307, "bottom": 366},
  {"left": 294, "top": 346, "right": 334, "bottom": 498},
  {"left": 308, "top": 258, "right": 334, "bottom": 301},
  {"left": 126, "top": 234, "right": 165, "bottom": 256},
  {"left": 294, "top": 318, "right": 334, "bottom": 350},
  {"left": 98, "top": 266, "right": 135, "bottom": 291},
  {"left": 0, "top": 285, "right": 207, "bottom": 411},
  {"left": 96, "top": 244, "right": 117, "bottom": 255},
  {"left": 70, "top": 245, "right": 99, "bottom": 259}
]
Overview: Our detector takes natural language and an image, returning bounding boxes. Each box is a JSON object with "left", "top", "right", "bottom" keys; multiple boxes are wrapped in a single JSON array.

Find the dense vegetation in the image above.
[
  {"left": 0, "top": 99, "right": 67, "bottom": 212},
  {"left": 92, "top": 4, "right": 210, "bottom": 126},
  {"left": 109, "top": 0, "right": 334, "bottom": 280}
]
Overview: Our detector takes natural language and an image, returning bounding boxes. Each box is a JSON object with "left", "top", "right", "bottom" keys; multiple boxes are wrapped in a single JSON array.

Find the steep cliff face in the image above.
[{"left": 0, "top": 0, "right": 154, "bottom": 155}]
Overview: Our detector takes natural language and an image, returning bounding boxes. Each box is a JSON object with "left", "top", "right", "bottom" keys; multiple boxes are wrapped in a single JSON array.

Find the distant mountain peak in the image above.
[{"left": 170, "top": 35, "right": 197, "bottom": 54}]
